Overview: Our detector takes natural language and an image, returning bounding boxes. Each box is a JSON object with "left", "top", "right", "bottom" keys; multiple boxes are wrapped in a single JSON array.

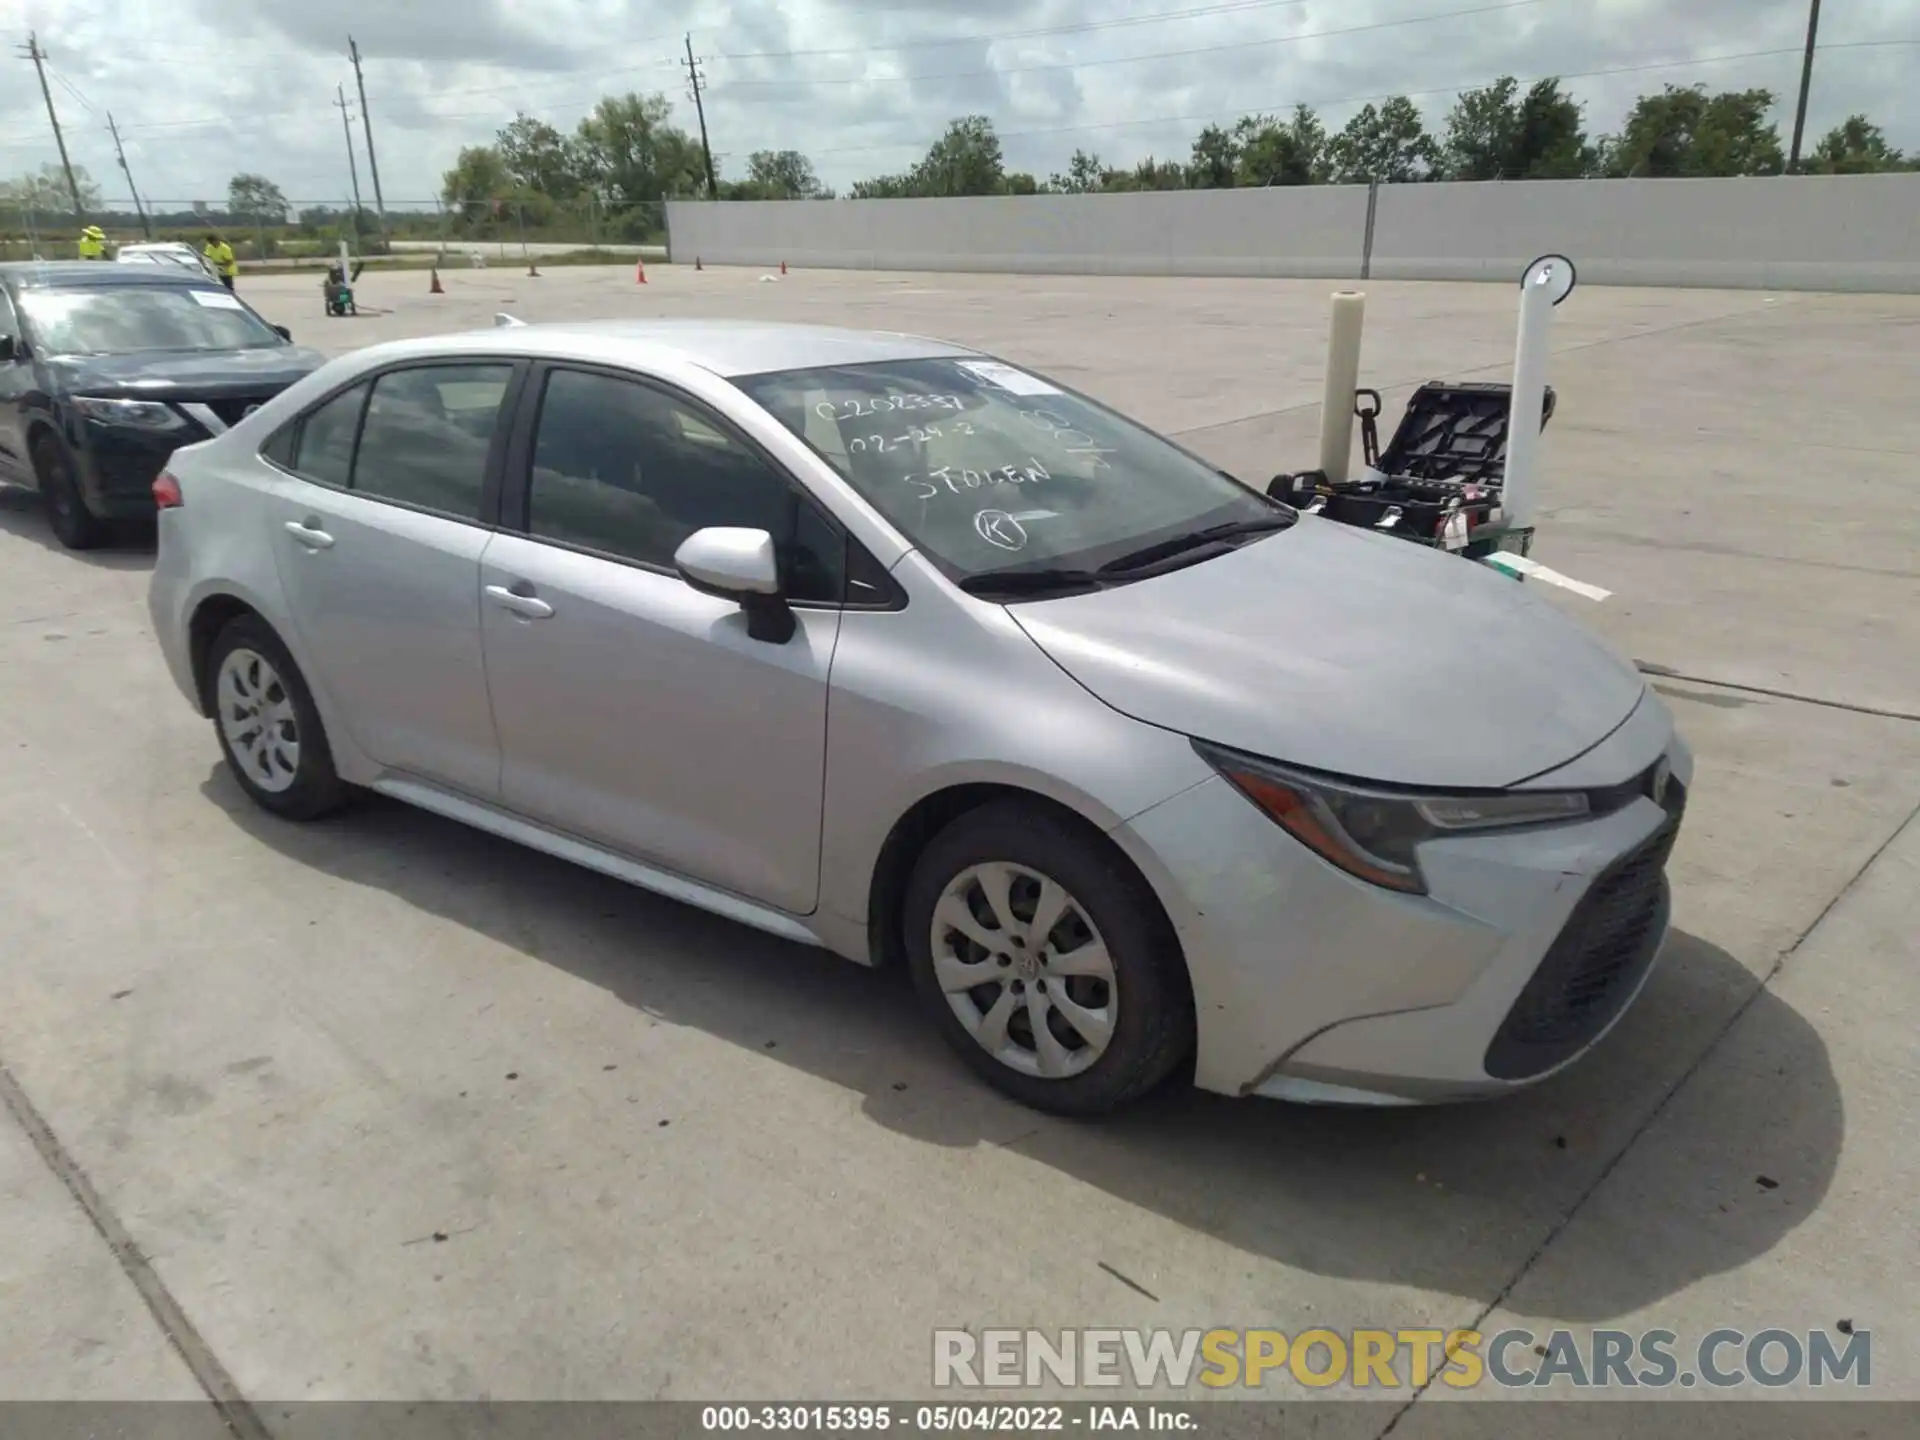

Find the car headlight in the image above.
[
  {"left": 72, "top": 396, "right": 185, "bottom": 430},
  {"left": 1193, "top": 740, "right": 1590, "bottom": 895}
]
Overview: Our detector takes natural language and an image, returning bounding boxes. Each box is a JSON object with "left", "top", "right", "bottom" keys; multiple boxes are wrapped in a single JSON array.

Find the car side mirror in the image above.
[
  {"left": 673, "top": 527, "right": 795, "bottom": 644},
  {"left": 273, "top": 324, "right": 292, "bottom": 342}
]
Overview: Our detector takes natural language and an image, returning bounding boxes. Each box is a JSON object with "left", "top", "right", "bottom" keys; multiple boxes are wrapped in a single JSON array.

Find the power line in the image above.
[
  {"left": 706, "top": 0, "right": 1564, "bottom": 93},
  {"left": 708, "top": 0, "right": 1318, "bottom": 61}
]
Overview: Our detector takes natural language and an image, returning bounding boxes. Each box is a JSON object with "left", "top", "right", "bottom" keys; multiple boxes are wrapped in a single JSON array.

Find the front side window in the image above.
[
  {"left": 734, "top": 357, "right": 1278, "bottom": 585},
  {"left": 17, "top": 284, "right": 284, "bottom": 355},
  {"left": 526, "top": 368, "right": 844, "bottom": 603},
  {"left": 351, "top": 365, "right": 512, "bottom": 520}
]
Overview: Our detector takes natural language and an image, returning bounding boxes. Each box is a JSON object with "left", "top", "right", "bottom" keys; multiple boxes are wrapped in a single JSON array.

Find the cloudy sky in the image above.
[{"left": 2, "top": 0, "right": 1914, "bottom": 210}]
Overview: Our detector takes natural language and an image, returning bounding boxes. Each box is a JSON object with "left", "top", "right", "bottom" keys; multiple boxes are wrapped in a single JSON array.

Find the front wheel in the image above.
[
  {"left": 206, "top": 615, "right": 346, "bottom": 821},
  {"left": 33, "top": 434, "right": 107, "bottom": 551},
  {"left": 904, "top": 802, "right": 1194, "bottom": 1116}
]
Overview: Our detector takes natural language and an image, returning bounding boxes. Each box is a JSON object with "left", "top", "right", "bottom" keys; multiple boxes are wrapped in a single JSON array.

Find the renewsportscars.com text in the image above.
[{"left": 933, "top": 1326, "right": 1872, "bottom": 1391}]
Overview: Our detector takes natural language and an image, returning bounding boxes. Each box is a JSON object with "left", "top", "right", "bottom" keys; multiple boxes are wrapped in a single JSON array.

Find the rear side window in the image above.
[
  {"left": 352, "top": 365, "right": 511, "bottom": 520},
  {"left": 291, "top": 383, "right": 368, "bottom": 487}
]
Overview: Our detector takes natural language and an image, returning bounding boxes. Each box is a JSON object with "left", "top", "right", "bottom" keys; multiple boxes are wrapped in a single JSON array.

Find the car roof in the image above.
[
  {"left": 0, "top": 260, "right": 222, "bottom": 291},
  {"left": 349, "top": 318, "right": 983, "bottom": 379}
]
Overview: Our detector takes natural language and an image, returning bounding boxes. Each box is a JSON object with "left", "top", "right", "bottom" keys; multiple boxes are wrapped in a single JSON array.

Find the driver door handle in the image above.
[
  {"left": 284, "top": 519, "right": 334, "bottom": 549},
  {"left": 485, "top": 584, "right": 554, "bottom": 620}
]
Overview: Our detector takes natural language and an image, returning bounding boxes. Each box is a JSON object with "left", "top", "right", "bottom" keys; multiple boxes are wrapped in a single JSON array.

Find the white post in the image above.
[
  {"left": 1504, "top": 255, "right": 1574, "bottom": 528},
  {"left": 1317, "top": 291, "right": 1366, "bottom": 482},
  {"left": 338, "top": 237, "right": 351, "bottom": 276}
]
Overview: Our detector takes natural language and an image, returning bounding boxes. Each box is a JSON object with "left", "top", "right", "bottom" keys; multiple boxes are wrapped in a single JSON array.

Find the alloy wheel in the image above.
[
  {"left": 929, "top": 861, "right": 1118, "bottom": 1079},
  {"left": 216, "top": 647, "right": 302, "bottom": 794}
]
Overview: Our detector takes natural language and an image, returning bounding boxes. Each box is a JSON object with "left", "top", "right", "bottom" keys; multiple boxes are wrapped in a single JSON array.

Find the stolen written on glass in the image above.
[{"left": 902, "top": 457, "right": 1051, "bottom": 499}]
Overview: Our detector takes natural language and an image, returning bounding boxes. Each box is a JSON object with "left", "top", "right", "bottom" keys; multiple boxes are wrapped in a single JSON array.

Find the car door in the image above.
[
  {"left": 480, "top": 364, "right": 849, "bottom": 916},
  {"left": 261, "top": 360, "right": 523, "bottom": 799},
  {"left": 0, "top": 288, "right": 30, "bottom": 482}
]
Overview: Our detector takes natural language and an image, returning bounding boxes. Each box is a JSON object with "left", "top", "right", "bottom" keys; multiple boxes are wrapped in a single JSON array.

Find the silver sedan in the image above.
[{"left": 148, "top": 320, "right": 1690, "bottom": 1114}]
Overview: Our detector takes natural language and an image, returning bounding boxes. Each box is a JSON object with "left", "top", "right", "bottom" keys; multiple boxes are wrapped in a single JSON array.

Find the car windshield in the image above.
[
  {"left": 18, "top": 285, "right": 282, "bottom": 356},
  {"left": 734, "top": 357, "right": 1281, "bottom": 586}
]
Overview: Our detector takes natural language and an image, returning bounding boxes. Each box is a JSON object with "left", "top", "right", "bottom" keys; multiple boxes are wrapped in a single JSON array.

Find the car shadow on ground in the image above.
[
  {"left": 200, "top": 770, "right": 1842, "bottom": 1325},
  {"left": 0, "top": 485, "right": 157, "bottom": 567}
]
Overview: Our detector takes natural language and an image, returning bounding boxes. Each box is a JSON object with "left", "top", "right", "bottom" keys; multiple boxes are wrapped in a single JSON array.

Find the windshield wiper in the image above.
[
  {"left": 957, "top": 567, "right": 1108, "bottom": 598},
  {"left": 1097, "top": 512, "right": 1297, "bottom": 575}
]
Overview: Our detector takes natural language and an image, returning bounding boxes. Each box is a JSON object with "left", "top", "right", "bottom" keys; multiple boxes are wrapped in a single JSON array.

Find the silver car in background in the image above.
[{"left": 148, "top": 320, "right": 1690, "bottom": 1115}]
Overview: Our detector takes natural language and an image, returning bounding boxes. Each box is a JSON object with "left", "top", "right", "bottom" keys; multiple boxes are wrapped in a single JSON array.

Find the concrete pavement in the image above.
[{"left": 0, "top": 265, "right": 1914, "bottom": 1422}]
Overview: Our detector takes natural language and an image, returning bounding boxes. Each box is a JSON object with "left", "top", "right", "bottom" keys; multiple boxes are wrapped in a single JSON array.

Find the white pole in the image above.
[
  {"left": 1317, "top": 291, "right": 1366, "bottom": 482},
  {"left": 339, "top": 237, "right": 351, "bottom": 276},
  {"left": 1504, "top": 256, "right": 1573, "bottom": 528}
]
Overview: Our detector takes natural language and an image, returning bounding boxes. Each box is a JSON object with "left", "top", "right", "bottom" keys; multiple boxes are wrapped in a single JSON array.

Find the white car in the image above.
[{"left": 115, "top": 241, "right": 220, "bottom": 281}]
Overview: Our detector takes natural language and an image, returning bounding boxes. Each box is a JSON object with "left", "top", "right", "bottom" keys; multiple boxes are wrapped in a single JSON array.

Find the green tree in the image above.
[
  {"left": 496, "top": 113, "right": 580, "bottom": 200},
  {"left": 227, "top": 173, "right": 290, "bottom": 224},
  {"left": 2, "top": 162, "right": 103, "bottom": 215},
  {"left": 849, "top": 172, "right": 914, "bottom": 199},
  {"left": 1050, "top": 149, "right": 1107, "bottom": 194},
  {"left": 440, "top": 145, "right": 512, "bottom": 223},
  {"left": 745, "top": 149, "right": 825, "bottom": 199},
  {"left": 1604, "top": 85, "right": 1783, "bottom": 177},
  {"left": 1234, "top": 105, "right": 1326, "bottom": 185},
  {"left": 1325, "top": 97, "right": 1439, "bottom": 182},
  {"left": 572, "top": 92, "right": 706, "bottom": 210},
  {"left": 915, "top": 115, "right": 1005, "bottom": 196},
  {"left": 1187, "top": 124, "right": 1238, "bottom": 188},
  {"left": 1442, "top": 78, "right": 1590, "bottom": 180},
  {"left": 1805, "top": 114, "right": 1908, "bottom": 173},
  {"left": 1003, "top": 171, "right": 1040, "bottom": 195}
]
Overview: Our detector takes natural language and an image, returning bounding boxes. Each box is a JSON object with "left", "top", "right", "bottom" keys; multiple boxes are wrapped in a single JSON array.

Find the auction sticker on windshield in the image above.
[
  {"left": 190, "top": 289, "right": 245, "bottom": 309},
  {"left": 957, "top": 360, "right": 1061, "bottom": 396}
]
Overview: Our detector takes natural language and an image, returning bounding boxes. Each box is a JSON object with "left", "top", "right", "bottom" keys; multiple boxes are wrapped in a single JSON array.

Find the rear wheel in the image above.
[
  {"left": 904, "top": 801, "right": 1194, "bottom": 1116},
  {"left": 206, "top": 615, "right": 346, "bottom": 821},
  {"left": 32, "top": 434, "right": 107, "bottom": 551}
]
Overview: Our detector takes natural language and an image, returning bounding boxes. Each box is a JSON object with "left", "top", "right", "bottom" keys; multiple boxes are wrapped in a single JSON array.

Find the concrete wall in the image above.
[
  {"left": 1369, "top": 174, "right": 1920, "bottom": 292},
  {"left": 666, "top": 186, "right": 1372, "bottom": 279},
  {"left": 667, "top": 173, "right": 1920, "bottom": 293}
]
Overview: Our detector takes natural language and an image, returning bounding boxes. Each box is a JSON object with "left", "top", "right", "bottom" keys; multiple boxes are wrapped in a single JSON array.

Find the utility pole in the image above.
[
  {"left": 683, "top": 34, "right": 719, "bottom": 198},
  {"left": 334, "top": 86, "right": 367, "bottom": 232},
  {"left": 1788, "top": 0, "right": 1823, "bottom": 172},
  {"left": 17, "top": 33, "right": 87, "bottom": 224},
  {"left": 347, "top": 37, "right": 390, "bottom": 245},
  {"left": 107, "top": 114, "right": 152, "bottom": 239}
]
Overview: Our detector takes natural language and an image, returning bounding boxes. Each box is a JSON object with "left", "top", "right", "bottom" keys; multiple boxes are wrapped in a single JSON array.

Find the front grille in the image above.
[
  {"left": 1484, "top": 786, "right": 1684, "bottom": 1080},
  {"left": 202, "top": 394, "right": 280, "bottom": 426}
]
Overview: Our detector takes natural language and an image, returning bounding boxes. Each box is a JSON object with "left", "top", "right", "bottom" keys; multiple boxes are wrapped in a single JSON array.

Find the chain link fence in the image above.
[{"left": 0, "top": 196, "right": 666, "bottom": 263}]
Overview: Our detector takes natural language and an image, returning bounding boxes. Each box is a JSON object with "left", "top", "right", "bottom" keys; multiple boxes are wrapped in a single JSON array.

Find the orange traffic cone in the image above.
[
  {"left": 429, "top": 267, "right": 444, "bottom": 294},
  {"left": 780, "top": 259, "right": 788, "bottom": 275},
  {"left": 635, "top": 258, "right": 648, "bottom": 284}
]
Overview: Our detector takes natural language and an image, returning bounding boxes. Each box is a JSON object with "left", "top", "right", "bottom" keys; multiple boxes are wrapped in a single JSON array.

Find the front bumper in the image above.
[
  {"left": 76, "top": 430, "right": 183, "bottom": 518},
  {"left": 1115, "top": 707, "right": 1691, "bottom": 1104}
]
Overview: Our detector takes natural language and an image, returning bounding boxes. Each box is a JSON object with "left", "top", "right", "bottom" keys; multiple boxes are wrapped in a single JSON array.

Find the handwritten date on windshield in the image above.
[
  {"left": 902, "top": 458, "right": 1051, "bottom": 500},
  {"left": 850, "top": 421, "right": 975, "bottom": 454}
]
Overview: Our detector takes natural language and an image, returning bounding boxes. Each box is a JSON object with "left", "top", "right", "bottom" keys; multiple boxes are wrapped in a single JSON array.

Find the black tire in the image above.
[
  {"left": 205, "top": 614, "right": 347, "bottom": 821},
  {"left": 903, "top": 800, "right": 1194, "bottom": 1116},
  {"left": 32, "top": 433, "right": 107, "bottom": 551}
]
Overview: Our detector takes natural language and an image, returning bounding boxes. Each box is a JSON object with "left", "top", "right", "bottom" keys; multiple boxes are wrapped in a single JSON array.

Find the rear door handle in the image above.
[
  {"left": 284, "top": 519, "right": 334, "bottom": 549},
  {"left": 485, "top": 583, "right": 554, "bottom": 620}
]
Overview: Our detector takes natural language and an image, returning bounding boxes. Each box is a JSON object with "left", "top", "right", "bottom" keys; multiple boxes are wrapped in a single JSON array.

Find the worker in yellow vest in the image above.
[
  {"left": 202, "top": 232, "right": 239, "bottom": 290},
  {"left": 77, "top": 225, "right": 107, "bottom": 260}
]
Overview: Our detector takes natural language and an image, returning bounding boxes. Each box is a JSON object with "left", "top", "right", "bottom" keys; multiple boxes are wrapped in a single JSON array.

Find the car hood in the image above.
[
  {"left": 43, "top": 346, "right": 328, "bottom": 397},
  {"left": 1008, "top": 517, "right": 1646, "bottom": 790}
]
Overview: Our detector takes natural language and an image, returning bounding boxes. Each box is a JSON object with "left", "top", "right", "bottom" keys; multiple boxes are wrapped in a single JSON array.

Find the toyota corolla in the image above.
[{"left": 148, "top": 320, "right": 1689, "bottom": 1115}]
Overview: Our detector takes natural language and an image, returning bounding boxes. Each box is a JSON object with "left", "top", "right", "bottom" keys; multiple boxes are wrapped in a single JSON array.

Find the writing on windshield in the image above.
[{"left": 736, "top": 356, "right": 1270, "bottom": 579}]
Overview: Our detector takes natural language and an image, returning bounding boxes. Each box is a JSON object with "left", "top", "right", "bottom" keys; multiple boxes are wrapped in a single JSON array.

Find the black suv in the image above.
[{"left": 0, "top": 262, "right": 327, "bottom": 549}]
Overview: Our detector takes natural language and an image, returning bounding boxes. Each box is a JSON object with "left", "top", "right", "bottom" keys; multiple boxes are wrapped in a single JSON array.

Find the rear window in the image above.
[{"left": 18, "top": 285, "right": 282, "bottom": 356}]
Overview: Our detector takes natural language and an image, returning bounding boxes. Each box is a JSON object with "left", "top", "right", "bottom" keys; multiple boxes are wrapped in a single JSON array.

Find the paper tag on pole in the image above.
[
  {"left": 190, "top": 288, "right": 244, "bottom": 309},
  {"left": 1481, "top": 552, "right": 1611, "bottom": 601},
  {"left": 957, "top": 360, "right": 1061, "bottom": 396}
]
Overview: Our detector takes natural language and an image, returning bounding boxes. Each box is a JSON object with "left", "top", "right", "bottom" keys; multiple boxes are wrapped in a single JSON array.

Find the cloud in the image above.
[{"left": 1, "top": 0, "right": 1913, "bottom": 208}]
